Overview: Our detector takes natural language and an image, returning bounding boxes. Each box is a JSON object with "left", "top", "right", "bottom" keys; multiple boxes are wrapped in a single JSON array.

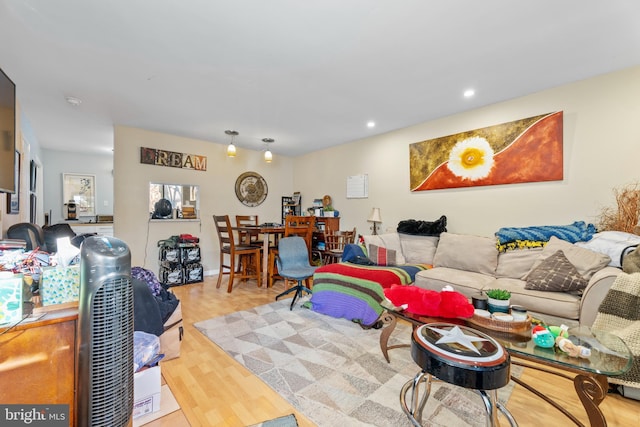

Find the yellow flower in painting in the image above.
[{"left": 447, "top": 136, "right": 494, "bottom": 180}]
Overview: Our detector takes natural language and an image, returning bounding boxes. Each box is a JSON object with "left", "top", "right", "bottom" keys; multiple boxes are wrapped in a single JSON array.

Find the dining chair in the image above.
[
  {"left": 235, "top": 214, "right": 263, "bottom": 276},
  {"left": 268, "top": 215, "right": 316, "bottom": 288},
  {"left": 213, "top": 215, "right": 262, "bottom": 292},
  {"left": 323, "top": 227, "right": 356, "bottom": 265},
  {"left": 235, "top": 215, "right": 261, "bottom": 246},
  {"left": 274, "top": 236, "right": 318, "bottom": 310}
]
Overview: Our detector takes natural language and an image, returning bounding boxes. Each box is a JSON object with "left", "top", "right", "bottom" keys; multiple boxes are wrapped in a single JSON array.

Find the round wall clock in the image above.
[{"left": 235, "top": 171, "right": 268, "bottom": 207}]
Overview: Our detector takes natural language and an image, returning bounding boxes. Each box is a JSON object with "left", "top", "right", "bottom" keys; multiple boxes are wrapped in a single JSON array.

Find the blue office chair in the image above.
[{"left": 275, "top": 236, "right": 317, "bottom": 310}]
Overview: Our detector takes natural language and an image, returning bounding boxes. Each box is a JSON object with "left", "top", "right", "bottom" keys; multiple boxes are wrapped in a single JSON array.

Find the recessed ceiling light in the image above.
[
  {"left": 367, "top": 121, "right": 376, "bottom": 128},
  {"left": 463, "top": 89, "right": 475, "bottom": 98}
]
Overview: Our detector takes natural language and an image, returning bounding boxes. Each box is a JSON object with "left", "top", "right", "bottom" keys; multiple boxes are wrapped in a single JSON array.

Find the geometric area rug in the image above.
[{"left": 195, "top": 300, "right": 519, "bottom": 427}]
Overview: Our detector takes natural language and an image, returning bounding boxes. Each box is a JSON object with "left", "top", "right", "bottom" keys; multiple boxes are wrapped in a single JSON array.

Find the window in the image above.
[{"left": 149, "top": 183, "right": 199, "bottom": 218}]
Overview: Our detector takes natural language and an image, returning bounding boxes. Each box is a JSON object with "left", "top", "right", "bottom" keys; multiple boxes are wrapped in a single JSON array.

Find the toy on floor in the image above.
[{"left": 383, "top": 285, "right": 474, "bottom": 318}]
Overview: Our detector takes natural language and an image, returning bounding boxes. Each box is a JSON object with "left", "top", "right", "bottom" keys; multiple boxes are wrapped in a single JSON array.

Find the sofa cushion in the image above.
[
  {"left": 368, "top": 244, "right": 397, "bottom": 266},
  {"left": 432, "top": 232, "right": 498, "bottom": 275},
  {"left": 363, "top": 233, "right": 406, "bottom": 265},
  {"left": 414, "top": 267, "right": 495, "bottom": 299},
  {"left": 493, "top": 278, "right": 581, "bottom": 320},
  {"left": 525, "top": 250, "right": 588, "bottom": 292},
  {"left": 495, "top": 247, "right": 544, "bottom": 279},
  {"left": 399, "top": 234, "right": 439, "bottom": 265},
  {"left": 531, "top": 236, "right": 611, "bottom": 280}
]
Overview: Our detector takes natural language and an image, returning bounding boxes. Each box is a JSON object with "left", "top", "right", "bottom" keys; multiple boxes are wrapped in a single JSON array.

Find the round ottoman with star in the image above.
[
  {"left": 400, "top": 322, "right": 516, "bottom": 426},
  {"left": 412, "top": 322, "right": 511, "bottom": 389}
]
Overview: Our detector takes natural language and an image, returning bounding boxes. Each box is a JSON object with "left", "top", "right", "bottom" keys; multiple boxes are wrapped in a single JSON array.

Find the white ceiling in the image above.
[{"left": 1, "top": 1, "right": 640, "bottom": 157}]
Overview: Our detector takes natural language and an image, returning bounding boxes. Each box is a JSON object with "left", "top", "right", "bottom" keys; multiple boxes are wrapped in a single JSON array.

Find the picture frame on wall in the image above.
[
  {"left": 6, "top": 150, "right": 19, "bottom": 214},
  {"left": 62, "top": 173, "right": 96, "bottom": 217}
]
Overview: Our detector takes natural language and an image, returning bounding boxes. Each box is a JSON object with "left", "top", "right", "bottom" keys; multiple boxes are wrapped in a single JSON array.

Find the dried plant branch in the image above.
[{"left": 596, "top": 182, "right": 640, "bottom": 234}]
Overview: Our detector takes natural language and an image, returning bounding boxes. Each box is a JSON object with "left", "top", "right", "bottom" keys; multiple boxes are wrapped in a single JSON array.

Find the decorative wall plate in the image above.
[{"left": 235, "top": 172, "right": 268, "bottom": 207}]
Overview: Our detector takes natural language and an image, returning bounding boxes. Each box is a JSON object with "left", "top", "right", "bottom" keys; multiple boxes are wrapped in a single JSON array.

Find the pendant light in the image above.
[
  {"left": 262, "top": 138, "right": 274, "bottom": 163},
  {"left": 225, "top": 130, "right": 238, "bottom": 157}
]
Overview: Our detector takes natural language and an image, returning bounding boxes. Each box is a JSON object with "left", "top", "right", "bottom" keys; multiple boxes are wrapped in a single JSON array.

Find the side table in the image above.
[{"left": 400, "top": 323, "right": 517, "bottom": 427}]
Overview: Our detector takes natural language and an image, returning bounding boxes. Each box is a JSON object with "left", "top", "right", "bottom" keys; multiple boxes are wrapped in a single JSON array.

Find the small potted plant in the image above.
[{"left": 485, "top": 288, "right": 511, "bottom": 313}]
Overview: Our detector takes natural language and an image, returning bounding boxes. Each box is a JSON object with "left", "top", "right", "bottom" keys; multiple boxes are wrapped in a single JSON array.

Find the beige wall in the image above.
[
  {"left": 294, "top": 66, "right": 640, "bottom": 238},
  {"left": 115, "top": 65, "right": 640, "bottom": 275},
  {"left": 113, "top": 126, "right": 294, "bottom": 272}
]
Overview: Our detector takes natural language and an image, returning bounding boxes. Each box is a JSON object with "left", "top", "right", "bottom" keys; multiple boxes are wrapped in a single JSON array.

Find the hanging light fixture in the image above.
[
  {"left": 262, "top": 138, "right": 274, "bottom": 163},
  {"left": 225, "top": 130, "right": 238, "bottom": 157}
]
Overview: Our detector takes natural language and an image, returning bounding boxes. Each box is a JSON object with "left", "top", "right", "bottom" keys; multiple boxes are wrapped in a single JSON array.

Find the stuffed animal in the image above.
[
  {"left": 383, "top": 285, "right": 474, "bottom": 318},
  {"left": 532, "top": 325, "right": 555, "bottom": 348},
  {"left": 556, "top": 336, "right": 591, "bottom": 359},
  {"left": 383, "top": 285, "right": 441, "bottom": 316}
]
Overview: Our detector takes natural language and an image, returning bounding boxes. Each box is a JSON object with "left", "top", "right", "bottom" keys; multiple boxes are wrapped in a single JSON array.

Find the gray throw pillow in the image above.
[
  {"left": 530, "top": 236, "right": 610, "bottom": 280},
  {"left": 525, "top": 250, "right": 588, "bottom": 292}
]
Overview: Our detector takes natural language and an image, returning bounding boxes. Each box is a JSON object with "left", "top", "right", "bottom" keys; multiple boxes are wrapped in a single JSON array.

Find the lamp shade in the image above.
[
  {"left": 225, "top": 130, "right": 239, "bottom": 157},
  {"left": 264, "top": 149, "right": 272, "bottom": 163},
  {"left": 227, "top": 143, "right": 236, "bottom": 157},
  {"left": 368, "top": 207, "right": 382, "bottom": 223}
]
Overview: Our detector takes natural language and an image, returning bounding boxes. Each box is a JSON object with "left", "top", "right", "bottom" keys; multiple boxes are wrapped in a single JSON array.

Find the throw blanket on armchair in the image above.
[
  {"left": 591, "top": 272, "right": 640, "bottom": 387},
  {"left": 305, "top": 263, "right": 430, "bottom": 327}
]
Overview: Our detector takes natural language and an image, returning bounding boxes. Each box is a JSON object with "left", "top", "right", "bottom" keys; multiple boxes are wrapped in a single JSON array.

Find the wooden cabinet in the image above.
[
  {"left": 316, "top": 216, "right": 340, "bottom": 234},
  {"left": 313, "top": 217, "right": 340, "bottom": 259},
  {"left": 0, "top": 307, "right": 78, "bottom": 426}
]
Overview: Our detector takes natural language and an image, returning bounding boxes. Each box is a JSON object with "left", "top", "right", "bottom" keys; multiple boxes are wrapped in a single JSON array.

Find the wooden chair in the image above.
[
  {"left": 268, "top": 215, "right": 316, "bottom": 288},
  {"left": 323, "top": 227, "right": 356, "bottom": 265},
  {"left": 235, "top": 215, "right": 261, "bottom": 246},
  {"left": 213, "top": 215, "right": 262, "bottom": 292}
]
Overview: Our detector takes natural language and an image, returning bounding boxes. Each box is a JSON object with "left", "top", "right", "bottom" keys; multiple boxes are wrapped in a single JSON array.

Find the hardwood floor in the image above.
[{"left": 145, "top": 276, "right": 640, "bottom": 427}]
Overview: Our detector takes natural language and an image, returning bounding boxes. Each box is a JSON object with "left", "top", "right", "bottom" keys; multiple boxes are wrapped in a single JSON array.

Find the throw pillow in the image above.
[
  {"left": 525, "top": 250, "right": 588, "bottom": 292},
  {"left": 362, "top": 233, "right": 406, "bottom": 265},
  {"left": 432, "top": 232, "right": 498, "bottom": 275},
  {"left": 399, "top": 234, "right": 439, "bottom": 264},
  {"left": 368, "top": 244, "right": 397, "bottom": 266},
  {"left": 495, "top": 247, "right": 544, "bottom": 279},
  {"left": 530, "top": 236, "right": 611, "bottom": 280}
]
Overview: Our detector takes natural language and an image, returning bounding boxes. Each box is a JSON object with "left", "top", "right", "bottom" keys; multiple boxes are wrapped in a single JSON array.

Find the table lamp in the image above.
[{"left": 368, "top": 208, "right": 382, "bottom": 235}]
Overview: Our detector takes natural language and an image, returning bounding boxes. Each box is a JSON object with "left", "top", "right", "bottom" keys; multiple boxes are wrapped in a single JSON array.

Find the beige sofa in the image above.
[{"left": 365, "top": 231, "right": 620, "bottom": 326}]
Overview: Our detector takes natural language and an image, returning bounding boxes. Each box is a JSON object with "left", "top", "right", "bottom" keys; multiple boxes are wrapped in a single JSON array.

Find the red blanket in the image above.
[{"left": 314, "top": 262, "right": 430, "bottom": 289}]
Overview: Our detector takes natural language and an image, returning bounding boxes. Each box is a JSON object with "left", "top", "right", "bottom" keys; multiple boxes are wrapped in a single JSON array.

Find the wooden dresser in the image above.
[{"left": 0, "top": 306, "right": 78, "bottom": 426}]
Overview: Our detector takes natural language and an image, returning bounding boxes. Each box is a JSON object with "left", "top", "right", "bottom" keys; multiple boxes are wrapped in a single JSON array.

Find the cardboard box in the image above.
[
  {"left": 133, "top": 365, "right": 161, "bottom": 419},
  {"left": 40, "top": 265, "right": 80, "bottom": 306},
  {"left": 159, "top": 302, "right": 183, "bottom": 360}
]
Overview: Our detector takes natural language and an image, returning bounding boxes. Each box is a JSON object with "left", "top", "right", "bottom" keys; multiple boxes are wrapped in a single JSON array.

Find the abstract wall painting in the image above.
[{"left": 409, "top": 111, "right": 563, "bottom": 191}]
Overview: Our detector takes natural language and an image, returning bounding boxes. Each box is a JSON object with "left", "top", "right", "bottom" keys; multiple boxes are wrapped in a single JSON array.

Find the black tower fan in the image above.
[{"left": 77, "top": 236, "right": 134, "bottom": 427}]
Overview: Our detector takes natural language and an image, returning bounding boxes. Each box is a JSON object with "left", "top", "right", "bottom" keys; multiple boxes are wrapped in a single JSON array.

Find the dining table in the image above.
[{"left": 234, "top": 224, "right": 285, "bottom": 286}]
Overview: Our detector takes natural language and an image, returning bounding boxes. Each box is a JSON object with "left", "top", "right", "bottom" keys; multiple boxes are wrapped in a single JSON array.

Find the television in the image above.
[{"left": 0, "top": 66, "right": 16, "bottom": 194}]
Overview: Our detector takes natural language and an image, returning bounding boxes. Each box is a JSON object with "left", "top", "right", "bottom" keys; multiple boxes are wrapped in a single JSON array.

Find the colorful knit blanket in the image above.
[
  {"left": 591, "top": 272, "right": 640, "bottom": 387},
  {"left": 495, "top": 221, "right": 596, "bottom": 248},
  {"left": 305, "top": 262, "right": 430, "bottom": 327}
]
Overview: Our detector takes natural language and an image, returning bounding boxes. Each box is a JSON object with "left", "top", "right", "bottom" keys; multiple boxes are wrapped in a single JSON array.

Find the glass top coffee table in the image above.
[{"left": 380, "top": 309, "right": 632, "bottom": 427}]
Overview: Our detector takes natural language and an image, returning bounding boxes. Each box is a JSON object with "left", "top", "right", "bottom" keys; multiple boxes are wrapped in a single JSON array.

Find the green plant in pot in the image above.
[{"left": 485, "top": 288, "right": 511, "bottom": 313}]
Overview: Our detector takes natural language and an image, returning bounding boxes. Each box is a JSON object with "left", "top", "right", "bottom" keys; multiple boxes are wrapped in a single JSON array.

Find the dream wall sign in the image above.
[
  {"left": 409, "top": 111, "right": 563, "bottom": 191},
  {"left": 140, "top": 147, "right": 207, "bottom": 171}
]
